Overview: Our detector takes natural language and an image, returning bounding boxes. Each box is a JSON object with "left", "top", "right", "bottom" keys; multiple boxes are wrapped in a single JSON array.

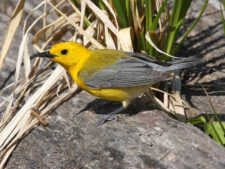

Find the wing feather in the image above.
[{"left": 78, "top": 52, "right": 171, "bottom": 89}]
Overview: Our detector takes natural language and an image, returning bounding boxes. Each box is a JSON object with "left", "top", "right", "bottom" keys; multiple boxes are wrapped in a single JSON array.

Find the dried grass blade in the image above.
[
  {"left": 15, "top": 14, "right": 47, "bottom": 86},
  {"left": 0, "top": 144, "right": 16, "bottom": 169},
  {"left": 0, "top": 66, "right": 64, "bottom": 147},
  {"left": 47, "top": 1, "right": 104, "bottom": 49},
  {"left": 80, "top": 0, "right": 87, "bottom": 29},
  {"left": 0, "top": 0, "right": 25, "bottom": 69},
  {"left": 0, "top": 86, "right": 28, "bottom": 131},
  {"left": 68, "top": 0, "right": 91, "bottom": 26},
  {"left": 147, "top": 89, "right": 171, "bottom": 113},
  {"left": 23, "top": 38, "right": 31, "bottom": 78},
  {"left": 104, "top": 25, "right": 116, "bottom": 49},
  {"left": 102, "top": 0, "right": 120, "bottom": 48},
  {"left": 84, "top": 0, "right": 118, "bottom": 36},
  {"left": 118, "top": 28, "right": 133, "bottom": 51},
  {"left": 145, "top": 32, "right": 178, "bottom": 58},
  {"left": 130, "top": 0, "right": 142, "bottom": 35},
  {"left": 0, "top": 99, "right": 13, "bottom": 129},
  {"left": 32, "top": 13, "right": 79, "bottom": 48},
  {"left": 0, "top": 84, "right": 79, "bottom": 167},
  {"left": 83, "top": 21, "right": 97, "bottom": 46}
]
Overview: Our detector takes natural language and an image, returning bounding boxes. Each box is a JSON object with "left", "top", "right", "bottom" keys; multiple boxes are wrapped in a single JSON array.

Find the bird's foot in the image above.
[
  {"left": 95, "top": 114, "right": 117, "bottom": 126},
  {"left": 94, "top": 106, "right": 125, "bottom": 126}
]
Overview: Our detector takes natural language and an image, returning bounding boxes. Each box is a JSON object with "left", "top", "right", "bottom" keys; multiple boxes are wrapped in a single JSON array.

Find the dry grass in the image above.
[{"left": 0, "top": 0, "right": 191, "bottom": 167}]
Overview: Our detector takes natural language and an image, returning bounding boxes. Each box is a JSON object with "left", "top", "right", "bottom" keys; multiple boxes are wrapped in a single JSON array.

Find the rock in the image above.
[
  {"left": 6, "top": 101, "right": 225, "bottom": 169},
  {"left": 181, "top": 0, "right": 225, "bottom": 117}
]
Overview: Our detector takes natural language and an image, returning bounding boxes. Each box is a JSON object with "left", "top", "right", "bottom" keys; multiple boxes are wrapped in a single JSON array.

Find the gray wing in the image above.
[
  {"left": 125, "top": 52, "right": 171, "bottom": 66},
  {"left": 81, "top": 57, "right": 171, "bottom": 89}
]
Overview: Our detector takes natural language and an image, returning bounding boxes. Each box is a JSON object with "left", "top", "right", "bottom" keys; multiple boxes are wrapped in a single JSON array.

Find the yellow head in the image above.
[{"left": 32, "top": 41, "right": 91, "bottom": 69}]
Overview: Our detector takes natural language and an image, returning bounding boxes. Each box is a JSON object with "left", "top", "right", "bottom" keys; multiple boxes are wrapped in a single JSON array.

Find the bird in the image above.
[{"left": 32, "top": 41, "right": 197, "bottom": 125}]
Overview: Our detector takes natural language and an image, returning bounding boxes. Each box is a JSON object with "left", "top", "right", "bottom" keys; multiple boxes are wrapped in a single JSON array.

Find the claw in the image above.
[
  {"left": 95, "top": 115, "right": 117, "bottom": 126},
  {"left": 94, "top": 106, "right": 125, "bottom": 126}
]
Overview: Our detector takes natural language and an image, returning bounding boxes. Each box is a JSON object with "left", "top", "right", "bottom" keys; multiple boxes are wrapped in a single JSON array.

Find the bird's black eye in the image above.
[{"left": 61, "top": 49, "right": 68, "bottom": 55}]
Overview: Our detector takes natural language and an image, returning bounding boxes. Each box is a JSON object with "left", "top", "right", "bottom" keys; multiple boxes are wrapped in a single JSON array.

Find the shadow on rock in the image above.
[{"left": 76, "top": 96, "right": 154, "bottom": 116}]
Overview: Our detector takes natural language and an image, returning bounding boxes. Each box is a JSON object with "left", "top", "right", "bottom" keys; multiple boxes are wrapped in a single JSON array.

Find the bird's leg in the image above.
[
  {"left": 95, "top": 100, "right": 130, "bottom": 126},
  {"left": 95, "top": 106, "right": 125, "bottom": 126}
]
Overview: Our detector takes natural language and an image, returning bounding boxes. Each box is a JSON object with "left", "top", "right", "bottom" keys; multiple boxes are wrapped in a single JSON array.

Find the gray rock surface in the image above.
[
  {"left": 181, "top": 0, "right": 225, "bottom": 118},
  {"left": 0, "top": 0, "right": 225, "bottom": 169},
  {"left": 6, "top": 103, "right": 225, "bottom": 169}
]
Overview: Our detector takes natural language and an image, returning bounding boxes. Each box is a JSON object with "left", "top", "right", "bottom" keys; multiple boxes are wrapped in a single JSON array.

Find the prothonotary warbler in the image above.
[{"left": 32, "top": 41, "right": 197, "bottom": 125}]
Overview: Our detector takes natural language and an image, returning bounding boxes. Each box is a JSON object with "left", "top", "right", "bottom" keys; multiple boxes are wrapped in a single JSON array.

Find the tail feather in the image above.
[
  {"left": 149, "top": 56, "right": 200, "bottom": 72},
  {"left": 166, "top": 56, "right": 200, "bottom": 71}
]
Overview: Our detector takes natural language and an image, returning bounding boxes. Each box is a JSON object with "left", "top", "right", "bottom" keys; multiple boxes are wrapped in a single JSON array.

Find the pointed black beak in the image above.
[{"left": 31, "top": 51, "right": 56, "bottom": 58}]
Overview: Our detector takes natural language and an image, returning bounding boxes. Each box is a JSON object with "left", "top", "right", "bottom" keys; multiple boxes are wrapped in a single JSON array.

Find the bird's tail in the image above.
[{"left": 166, "top": 56, "right": 200, "bottom": 72}]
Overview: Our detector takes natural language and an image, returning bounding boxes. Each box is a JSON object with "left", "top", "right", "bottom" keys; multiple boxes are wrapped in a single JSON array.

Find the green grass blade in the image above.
[
  {"left": 145, "top": 0, "right": 153, "bottom": 54},
  {"left": 204, "top": 112, "right": 224, "bottom": 146},
  {"left": 164, "top": 0, "right": 192, "bottom": 55},
  {"left": 209, "top": 99, "right": 225, "bottom": 134},
  {"left": 164, "top": 0, "right": 182, "bottom": 54},
  {"left": 98, "top": 0, "right": 106, "bottom": 10},
  {"left": 139, "top": 31, "right": 146, "bottom": 51},
  {"left": 179, "top": 0, "right": 192, "bottom": 19},
  {"left": 151, "top": 0, "right": 168, "bottom": 31},
  {"left": 125, "top": 0, "right": 131, "bottom": 26},
  {"left": 71, "top": 0, "right": 80, "bottom": 8},
  {"left": 187, "top": 115, "right": 206, "bottom": 125},
  {"left": 202, "top": 86, "right": 225, "bottom": 134},
  {"left": 205, "top": 122, "right": 225, "bottom": 146},
  {"left": 145, "top": 0, "right": 152, "bottom": 32},
  {"left": 111, "top": 0, "right": 128, "bottom": 28},
  {"left": 173, "top": 0, "right": 208, "bottom": 54}
]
